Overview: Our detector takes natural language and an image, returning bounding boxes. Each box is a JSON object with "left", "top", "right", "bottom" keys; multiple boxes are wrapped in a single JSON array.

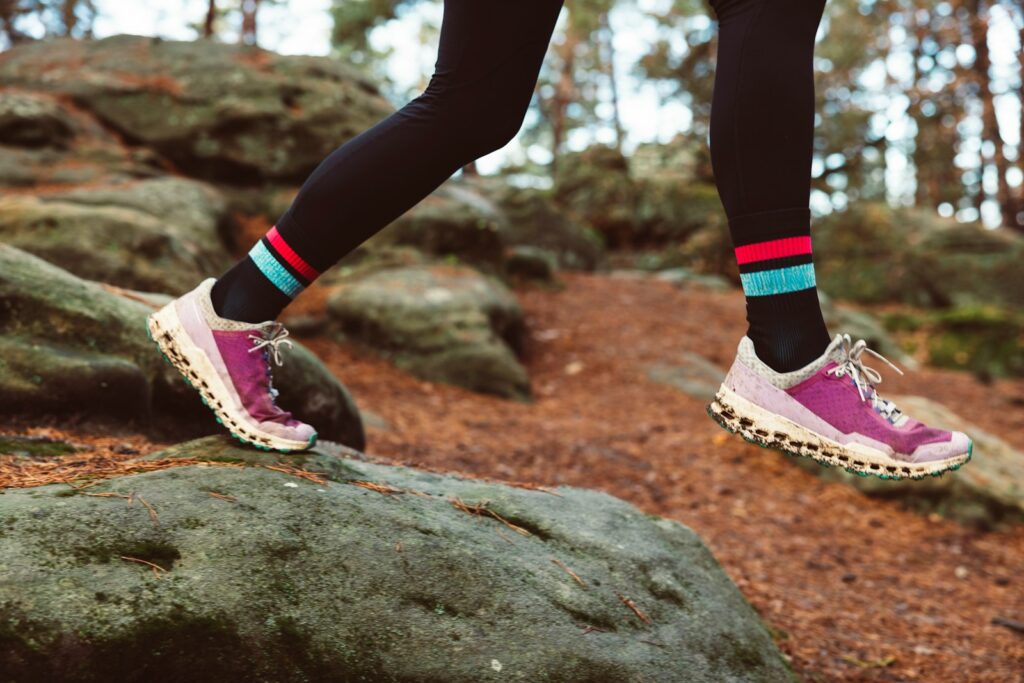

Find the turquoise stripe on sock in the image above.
[
  {"left": 249, "top": 240, "right": 304, "bottom": 298},
  {"left": 740, "top": 263, "right": 817, "bottom": 297}
]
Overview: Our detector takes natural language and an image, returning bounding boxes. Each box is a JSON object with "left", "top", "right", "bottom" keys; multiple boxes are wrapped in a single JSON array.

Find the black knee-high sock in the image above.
[{"left": 708, "top": 0, "right": 831, "bottom": 372}]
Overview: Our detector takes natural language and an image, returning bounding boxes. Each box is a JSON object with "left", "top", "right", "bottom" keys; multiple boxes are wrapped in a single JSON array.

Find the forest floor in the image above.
[{"left": 3, "top": 272, "right": 1023, "bottom": 682}]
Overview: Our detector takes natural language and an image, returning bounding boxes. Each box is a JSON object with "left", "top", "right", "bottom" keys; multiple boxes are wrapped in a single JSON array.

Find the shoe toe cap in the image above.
[
  {"left": 911, "top": 430, "right": 970, "bottom": 463},
  {"left": 259, "top": 420, "right": 317, "bottom": 445}
]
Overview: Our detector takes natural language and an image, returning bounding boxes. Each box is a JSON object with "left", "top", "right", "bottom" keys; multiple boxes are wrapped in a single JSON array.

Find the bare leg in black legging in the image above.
[
  {"left": 211, "top": 0, "right": 564, "bottom": 323},
  {"left": 708, "top": 0, "right": 831, "bottom": 372}
]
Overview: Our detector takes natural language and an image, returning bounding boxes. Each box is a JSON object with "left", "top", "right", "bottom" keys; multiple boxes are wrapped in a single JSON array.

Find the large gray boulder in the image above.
[
  {"left": 0, "top": 178, "right": 230, "bottom": 295},
  {"left": 0, "top": 436, "right": 793, "bottom": 682},
  {"left": 0, "top": 245, "right": 364, "bottom": 448},
  {"left": 327, "top": 264, "right": 530, "bottom": 400},
  {"left": 0, "top": 35, "right": 392, "bottom": 183}
]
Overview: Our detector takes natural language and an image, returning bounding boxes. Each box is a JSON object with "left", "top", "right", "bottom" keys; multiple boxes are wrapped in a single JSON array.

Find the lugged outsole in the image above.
[
  {"left": 146, "top": 309, "right": 316, "bottom": 454},
  {"left": 706, "top": 394, "right": 971, "bottom": 481}
]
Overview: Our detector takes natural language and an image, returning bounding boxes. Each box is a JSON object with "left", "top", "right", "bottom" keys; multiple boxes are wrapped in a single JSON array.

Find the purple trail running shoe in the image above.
[
  {"left": 707, "top": 333, "right": 972, "bottom": 480},
  {"left": 146, "top": 278, "right": 317, "bottom": 453}
]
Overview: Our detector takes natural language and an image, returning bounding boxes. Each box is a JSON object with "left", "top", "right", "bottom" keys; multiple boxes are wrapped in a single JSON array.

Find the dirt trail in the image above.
[
  {"left": 3, "top": 272, "right": 1022, "bottom": 681},
  {"left": 307, "top": 273, "right": 1024, "bottom": 683}
]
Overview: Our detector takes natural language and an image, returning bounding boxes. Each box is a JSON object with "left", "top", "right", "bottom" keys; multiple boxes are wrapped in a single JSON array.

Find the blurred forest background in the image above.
[
  {"left": 2, "top": 3, "right": 1023, "bottom": 680},
  {"left": 2, "top": 0, "right": 1023, "bottom": 229}
]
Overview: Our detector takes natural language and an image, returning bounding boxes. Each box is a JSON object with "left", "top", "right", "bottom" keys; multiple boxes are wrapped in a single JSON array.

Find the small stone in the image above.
[
  {"left": 954, "top": 566, "right": 969, "bottom": 579},
  {"left": 283, "top": 482, "right": 299, "bottom": 489},
  {"left": 490, "top": 659, "right": 502, "bottom": 672},
  {"left": 841, "top": 573, "right": 857, "bottom": 583}
]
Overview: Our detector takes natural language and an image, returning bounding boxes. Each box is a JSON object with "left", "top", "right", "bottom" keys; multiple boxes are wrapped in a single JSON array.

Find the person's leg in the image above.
[
  {"left": 148, "top": 0, "right": 564, "bottom": 451},
  {"left": 706, "top": 0, "right": 972, "bottom": 479},
  {"left": 212, "top": 0, "right": 564, "bottom": 323},
  {"left": 708, "top": 0, "right": 831, "bottom": 373}
]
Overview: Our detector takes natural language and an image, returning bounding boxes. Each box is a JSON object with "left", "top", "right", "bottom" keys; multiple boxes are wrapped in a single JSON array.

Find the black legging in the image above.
[
  {"left": 278, "top": 0, "right": 564, "bottom": 270},
  {"left": 216, "top": 0, "right": 831, "bottom": 373},
  {"left": 708, "top": 0, "right": 826, "bottom": 219},
  {"left": 708, "top": 0, "right": 831, "bottom": 371}
]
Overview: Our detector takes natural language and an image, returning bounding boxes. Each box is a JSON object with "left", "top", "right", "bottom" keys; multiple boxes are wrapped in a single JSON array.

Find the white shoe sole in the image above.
[
  {"left": 147, "top": 302, "right": 315, "bottom": 453},
  {"left": 707, "top": 386, "right": 971, "bottom": 480}
]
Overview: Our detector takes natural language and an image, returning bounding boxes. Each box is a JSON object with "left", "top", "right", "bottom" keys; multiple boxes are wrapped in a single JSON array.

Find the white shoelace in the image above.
[
  {"left": 247, "top": 322, "right": 294, "bottom": 403},
  {"left": 826, "top": 334, "right": 904, "bottom": 422},
  {"left": 247, "top": 322, "right": 294, "bottom": 367}
]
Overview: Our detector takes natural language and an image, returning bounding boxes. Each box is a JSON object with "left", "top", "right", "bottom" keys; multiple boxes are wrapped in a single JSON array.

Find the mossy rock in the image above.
[
  {"left": 371, "top": 182, "right": 507, "bottom": 274},
  {"left": 0, "top": 435, "right": 793, "bottom": 682},
  {"left": 0, "top": 91, "right": 75, "bottom": 148},
  {"left": 469, "top": 178, "right": 605, "bottom": 271},
  {"left": 0, "top": 35, "right": 392, "bottom": 183},
  {"left": 0, "top": 245, "right": 364, "bottom": 447},
  {"left": 554, "top": 142, "right": 723, "bottom": 249},
  {"left": 0, "top": 177, "right": 230, "bottom": 295},
  {"left": 327, "top": 264, "right": 530, "bottom": 400},
  {"left": 881, "top": 305, "right": 1024, "bottom": 379},
  {"left": 0, "top": 89, "right": 162, "bottom": 189},
  {"left": 814, "top": 203, "right": 1024, "bottom": 309}
]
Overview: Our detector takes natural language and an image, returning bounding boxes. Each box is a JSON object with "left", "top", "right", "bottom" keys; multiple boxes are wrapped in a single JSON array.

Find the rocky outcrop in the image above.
[
  {"left": 0, "top": 90, "right": 165, "bottom": 189},
  {"left": 0, "top": 35, "right": 392, "bottom": 183},
  {"left": 813, "top": 202, "right": 1024, "bottom": 309},
  {"left": 0, "top": 245, "right": 364, "bottom": 447},
  {"left": 882, "top": 306, "right": 1024, "bottom": 379},
  {"left": 0, "top": 178, "right": 230, "bottom": 294},
  {"left": 794, "top": 396, "right": 1023, "bottom": 528},
  {"left": 554, "top": 142, "right": 724, "bottom": 248},
  {"left": 370, "top": 182, "right": 508, "bottom": 273},
  {"left": 327, "top": 264, "right": 530, "bottom": 400},
  {"left": 0, "top": 436, "right": 793, "bottom": 682},
  {"left": 470, "top": 178, "right": 605, "bottom": 271}
]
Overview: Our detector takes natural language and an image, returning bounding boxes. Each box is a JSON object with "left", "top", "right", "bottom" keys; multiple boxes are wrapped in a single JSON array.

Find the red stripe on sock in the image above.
[
  {"left": 267, "top": 226, "right": 320, "bottom": 282},
  {"left": 734, "top": 236, "right": 812, "bottom": 265}
]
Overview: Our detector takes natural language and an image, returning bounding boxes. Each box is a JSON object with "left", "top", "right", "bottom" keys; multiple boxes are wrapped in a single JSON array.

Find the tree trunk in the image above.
[
  {"left": 599, "top": 12, "right": 624, "bottom": 154},
  {"left": 547, "top": 23, "right": 580, "bottom": 175},
  {"left": 204, "top": 0, "right": 216, "bottom": 38},
  {"left": 61, "top": 0, "right": 77, "bottom": 36},
  {"left": 1016, "top": 2, "right": 1024, "bottom": 232},
  {"left": 240, "top": 0, "right": 259, "bottom": 47},
  {"left": 969, "top": 0, "right": 1011, "bottom": 223}
]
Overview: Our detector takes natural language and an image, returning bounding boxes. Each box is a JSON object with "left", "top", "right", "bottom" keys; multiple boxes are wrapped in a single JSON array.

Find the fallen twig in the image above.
[
  {"left": 449, "top": 496, "right": 531, "bottom": 536},
  {"left": 350, "top": 480, "right": 403, "bottom": 495},
  {"left": 552, "top": 558, "right": 586, "bottom": 587},
  {"left": 81, "top": 492, "right": 133, "bottom": 500},
  {"left": 120, "top": 555, "right": 166, "bottom": 578},
  {"left": 137, "top": 494, "right": 159, "bottom": 527},
  {"left": 207, "top": 491, "right": 238, "bottom": 503},
  {"left": 257, "top": 463, "right": 327, "bottom": 485},
  {"left": 616, "top": 592, "right": 652, "bottom": 625},
  {"left": 494, "top": 528, "right": 516, "bottom": 545}
]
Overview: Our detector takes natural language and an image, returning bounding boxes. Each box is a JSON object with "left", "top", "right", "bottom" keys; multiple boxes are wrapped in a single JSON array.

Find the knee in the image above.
[
  {"left": 405, "top": 71, "right": 533, "bottom": 160},
  {"left": 463, "top": 99, "right": 528, "bottom": 158}
]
